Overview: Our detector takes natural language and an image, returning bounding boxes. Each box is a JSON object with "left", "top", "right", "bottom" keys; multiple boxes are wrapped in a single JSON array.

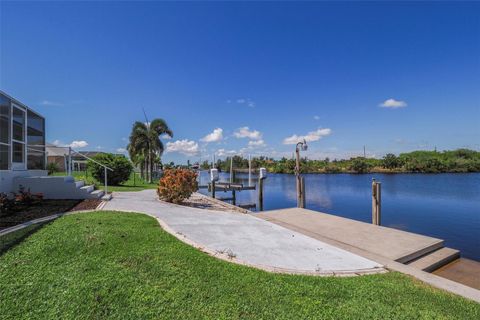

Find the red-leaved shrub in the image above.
[{"left": 157, "top": 169, "right": 198, "bottom": 204}]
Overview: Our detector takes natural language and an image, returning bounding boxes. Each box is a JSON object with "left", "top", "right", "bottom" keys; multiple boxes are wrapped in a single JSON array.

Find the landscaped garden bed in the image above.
[
  {"left": 0, "top": 198, "right": 101, "bottom": 230},
  {"left": 0, "top": 211, "right": 478, "bottom": 319}
]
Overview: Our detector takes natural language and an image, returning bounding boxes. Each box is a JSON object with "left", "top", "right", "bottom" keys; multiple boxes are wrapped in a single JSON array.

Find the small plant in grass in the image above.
[
  {"left": 157, "top": 169, "right": 198, "bottom": 204},
  {"left": 88, "top": 153, "right": 133, "bottom": 186},
  {"left": 47, "top": 162, "right": 59, "bottom": 175}
]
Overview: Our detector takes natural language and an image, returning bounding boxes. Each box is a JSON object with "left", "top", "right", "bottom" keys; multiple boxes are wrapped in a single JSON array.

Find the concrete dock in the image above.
[
  {"left": 256, "top": 208, "right": 451, "bottom": 263},
  {"left": 434, "top": 258, "right": 480, "bottom": 290},
  {"left": 256, "top": 207, "right": 480, "bottom": 301},
  {"left": 103, "top": 190, "right": 384, "bottom": 275},
  {"left": 257, "top": 207, "right": 471, "bottom": 276}
]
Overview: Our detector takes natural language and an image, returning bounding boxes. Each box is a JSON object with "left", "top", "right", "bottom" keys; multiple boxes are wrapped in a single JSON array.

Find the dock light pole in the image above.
[{"left": 295, "top": 140, "right": 308, "bottom": 208}]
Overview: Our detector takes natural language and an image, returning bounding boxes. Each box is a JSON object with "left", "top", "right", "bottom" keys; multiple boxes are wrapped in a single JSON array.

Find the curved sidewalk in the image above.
[{"left": 102, "top": 190, "right": 384, "bottom": 275}]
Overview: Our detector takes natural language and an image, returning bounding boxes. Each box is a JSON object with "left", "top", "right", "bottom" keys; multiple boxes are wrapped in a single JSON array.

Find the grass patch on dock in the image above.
[{"left": 1, "top": 211, "right": 478, "bottom": 319}]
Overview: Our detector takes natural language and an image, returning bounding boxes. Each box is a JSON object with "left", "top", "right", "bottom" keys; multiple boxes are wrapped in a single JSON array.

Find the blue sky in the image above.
[{"left": 1, "top": 1, "right": 479, "bottom": 164}]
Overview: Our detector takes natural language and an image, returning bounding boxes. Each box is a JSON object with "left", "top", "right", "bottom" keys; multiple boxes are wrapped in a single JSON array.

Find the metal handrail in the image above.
[
  {"left": 70, "top": 149, "right": 113, "bottom": 171},
  {"left": 28, "top": 145, "right": 113, "bottom": 196}
]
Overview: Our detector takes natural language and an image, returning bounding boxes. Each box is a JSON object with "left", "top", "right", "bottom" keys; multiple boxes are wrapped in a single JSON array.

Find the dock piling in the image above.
[
  {"left": 258, "top": 167, "right": 267, "bottom": 211},
  {"left": 372, "top": 179, "right": 381, "bottom": 225}
]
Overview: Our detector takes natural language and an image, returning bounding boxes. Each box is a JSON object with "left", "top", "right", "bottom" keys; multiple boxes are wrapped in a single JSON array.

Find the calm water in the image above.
[{"left": 199, "top": 172, "right": 480, "bottom": 261}]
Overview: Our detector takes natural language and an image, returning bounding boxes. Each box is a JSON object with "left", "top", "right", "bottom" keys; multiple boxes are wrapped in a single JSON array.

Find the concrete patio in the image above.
[{"left": 102, "top": 190, "right": 384, "bottom": 275}]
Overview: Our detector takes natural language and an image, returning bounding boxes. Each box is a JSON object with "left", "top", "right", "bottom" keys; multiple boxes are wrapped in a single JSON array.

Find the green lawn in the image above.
[
  {"left": 0, "top": 211, "right": 478, "bottom": 319},
  {"left": 53, "top": 171, "right": 157, "bottom": 192}
]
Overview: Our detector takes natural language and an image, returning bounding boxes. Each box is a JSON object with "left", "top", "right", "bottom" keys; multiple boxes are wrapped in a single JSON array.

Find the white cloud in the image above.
[
  {"left": 217, "top": 148, "right": 236, "bottom": 157},
  {"left": 69, "top": 140, "right": 89, "bottom": 149},
  {"left": 166, "top": 140, "right": 199, "bottom": 156},
  {"left": 233, "top": 127, "right": 262, "bottom": 140},
  {"left": 379, "top": 98, "right": 407, "bottom": 109},
  {"left": 313, "top": 115, "right": 320, "bottom": 120},
  {"left": 51, "top": 139, "right": 62, "bottom": 146},
  {"left": 283, "top": 128, "right": 332, "bottom": 145},
  {"left": 40, "top": 100, "right": 63, "bottom": 107},
  {"left": 201, "top": 128, "right": 223, "bottom": 143},
  {"left": 161, "top": 134, "right": 172, "bottom": 140},
  {"left": 116, "top": 148, "right": 127, "bottom": 153},
  {"left": 52, "top": 139, "right": 89, "bottom": 149},
  {"left": 233, "top": 98, "right": 255, "bottom": 108},
  {"left": 248, "top": 139, "right": 266, "bottom": 147}
]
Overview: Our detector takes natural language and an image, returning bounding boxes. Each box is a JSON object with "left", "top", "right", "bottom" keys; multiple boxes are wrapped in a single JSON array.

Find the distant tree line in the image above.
[{"left": 199, "top": 149, "right": 480, "bottom": 174}]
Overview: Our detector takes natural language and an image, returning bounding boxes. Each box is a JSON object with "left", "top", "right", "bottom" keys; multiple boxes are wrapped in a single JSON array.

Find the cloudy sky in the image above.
[{"left": 1, "top": 1, "right": 479, "bottom": 164}]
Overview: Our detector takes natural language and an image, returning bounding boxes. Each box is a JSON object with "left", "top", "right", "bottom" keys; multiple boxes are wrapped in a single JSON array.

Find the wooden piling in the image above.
[
  {"left": 258, "top": 177, "right": 264, "bottom": 211},
  {"left": 300, "top": 176, "right": 306, "bottom": 208},
  {"left": 211, "top": 181, "right": 216, "bottom": 199},
  {"left": 372, "top": 180, "right": 381, "bottom": 225},
  {"left": 297, "top": 175, "right": 306, "bottom": 208}
]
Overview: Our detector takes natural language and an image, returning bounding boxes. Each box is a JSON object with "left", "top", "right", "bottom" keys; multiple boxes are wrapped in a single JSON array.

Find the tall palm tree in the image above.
[{"left": 128, "top": 119, "right": 172, "bottom": 183}]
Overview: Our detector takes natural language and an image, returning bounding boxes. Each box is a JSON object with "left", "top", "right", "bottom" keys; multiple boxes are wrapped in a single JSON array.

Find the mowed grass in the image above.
[
  {"left": 0, "top": 211, "right": 478, "bottom": 319},
  {"left": 53, "top": 171, "right": 157, "bottom": 192}
]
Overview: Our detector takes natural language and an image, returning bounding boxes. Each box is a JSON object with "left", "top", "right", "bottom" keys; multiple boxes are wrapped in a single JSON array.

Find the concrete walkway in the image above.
[{"left": 102, "top": 190, "right": 384, "bottom": 275}]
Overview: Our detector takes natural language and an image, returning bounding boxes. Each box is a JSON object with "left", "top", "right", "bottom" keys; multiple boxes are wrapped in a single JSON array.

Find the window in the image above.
[
  {"left": 0, "top": 95, "right": 10, "bottom": 144},
  {"left": 27, "top": 110, "right": 45, "bottom": 170},
  {"left": 13, "top": 142, "right": 24, "bottom": 163},
  {"left": 13, "top": 107, "right": 25, "bottom": 142},
  {"left": 0, "top": 144, "right": 8, "bottom": 170},
  {"left": 0, "top": 94, "right": 11, "bottom": 170}
]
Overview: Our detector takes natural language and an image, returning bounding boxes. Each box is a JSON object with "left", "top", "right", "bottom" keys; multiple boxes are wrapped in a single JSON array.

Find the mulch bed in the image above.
[{"left": 0, "top": 199, "right": 102, "bottom": 230}]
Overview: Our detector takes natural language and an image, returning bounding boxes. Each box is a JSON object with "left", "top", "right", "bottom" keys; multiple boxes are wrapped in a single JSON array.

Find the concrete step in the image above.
[
  {"left": 80, "top": 185, "right": 94, "bottom": 193},
  {"left": 75, "top": 180, "right": 85, "bottom": 188},
  {"left": 89, "top": 189, "right": 105, "bottom": 199},
  {"left": 407, "top": 247, "right": 460, "bottom": 272}
]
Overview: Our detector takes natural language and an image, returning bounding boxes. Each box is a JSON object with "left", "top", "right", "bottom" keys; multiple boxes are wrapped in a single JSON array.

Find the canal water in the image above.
[{"left": 198, "top": 171, "right": 480, "bottom": 261}]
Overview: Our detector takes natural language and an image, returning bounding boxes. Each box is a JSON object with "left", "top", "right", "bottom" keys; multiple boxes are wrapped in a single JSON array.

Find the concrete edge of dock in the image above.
[{"left": 259, "top": 215, "right": 480, "bottom": 303}]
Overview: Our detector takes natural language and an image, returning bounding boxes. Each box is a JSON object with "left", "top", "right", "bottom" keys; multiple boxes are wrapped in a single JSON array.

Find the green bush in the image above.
[
  {"left": 350, "top": 157, "right": 371, "bottom": 173},
  {"left": 88, "top": 153, "right": 133, "bottom": 186},
  {"left": 382, "top": 153, "right": 399, "bottom": 169},
  {"left": 47, "top": 162, "right": 59, "bottom": 175}
]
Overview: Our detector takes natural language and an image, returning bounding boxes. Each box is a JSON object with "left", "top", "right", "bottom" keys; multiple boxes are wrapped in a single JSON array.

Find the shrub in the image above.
[
  {"left": 88, "top": 153, "right": 133, "bottom": 186},
  {"left": 14, "top": 186, "right": 36, "bottom": 205},
  {"left": 157, "top": 169, "right": 198, "bottom": 204},
  {"left": 47, "top": 162, "right": 59, "bottom": 175},
  {"left": 350, "top": 157, "right": 371, "bottom": 173},
  {"left": 382, "top": 153, "right": 399, "bottom": 169},
  {"left": 0, "top": 193, "right": 14, "bottom": 214}
]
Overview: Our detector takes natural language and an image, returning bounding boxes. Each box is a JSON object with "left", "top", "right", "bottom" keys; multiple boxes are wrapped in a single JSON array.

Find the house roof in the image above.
[{"left": 46, "top": 145, "right": 70, "bottom": 156}]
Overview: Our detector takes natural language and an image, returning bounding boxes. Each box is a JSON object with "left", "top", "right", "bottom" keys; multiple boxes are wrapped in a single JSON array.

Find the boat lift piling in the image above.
[{"left": 200, "top": 167, "right": 266, "bottom": 210}]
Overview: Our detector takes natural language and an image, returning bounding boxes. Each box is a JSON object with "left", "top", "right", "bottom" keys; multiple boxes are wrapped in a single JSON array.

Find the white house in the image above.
[
  {"left": 0, "top": 91, "right": 103, "bottom": 199},
  {"left": 0, "top": 90, "right": 47, "bottom": 193}
]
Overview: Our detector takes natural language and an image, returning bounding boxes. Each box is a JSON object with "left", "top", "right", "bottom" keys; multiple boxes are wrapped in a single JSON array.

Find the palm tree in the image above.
[{"left": 128, "top": 119, "right": 173, "bottom": 183}]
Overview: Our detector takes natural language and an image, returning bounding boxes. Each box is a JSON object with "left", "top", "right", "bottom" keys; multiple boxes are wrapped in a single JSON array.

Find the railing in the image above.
[
  {"left": 69, "top": 148, "right": 113, "bottom": 195},
  {"left": 28, "top": 145, "right": 113, "bottom": 196}
]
